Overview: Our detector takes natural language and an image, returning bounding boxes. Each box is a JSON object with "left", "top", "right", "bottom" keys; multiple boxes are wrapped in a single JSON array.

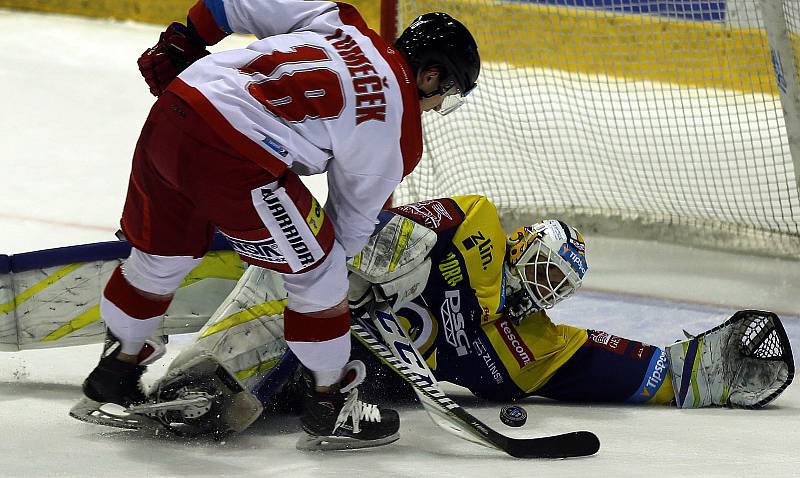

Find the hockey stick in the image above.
[{"left": 352, "top": 301, "right": 600, "bottom": 459}]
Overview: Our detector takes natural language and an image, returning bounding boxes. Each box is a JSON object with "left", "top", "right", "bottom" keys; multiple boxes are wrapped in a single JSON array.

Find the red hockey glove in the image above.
[{"left": 138, "top": 22, "right": 210, "bottom": 97}]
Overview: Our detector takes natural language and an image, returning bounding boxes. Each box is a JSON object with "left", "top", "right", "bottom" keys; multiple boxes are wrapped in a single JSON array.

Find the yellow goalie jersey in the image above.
[{"left": 386, "top": 195, "right": 588, "bottom": 401}]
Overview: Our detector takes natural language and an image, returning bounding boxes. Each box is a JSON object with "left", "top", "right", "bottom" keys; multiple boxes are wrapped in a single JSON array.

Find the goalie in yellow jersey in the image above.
[{"left": 62, "top": 195, "right": 794, "bottom": 437}]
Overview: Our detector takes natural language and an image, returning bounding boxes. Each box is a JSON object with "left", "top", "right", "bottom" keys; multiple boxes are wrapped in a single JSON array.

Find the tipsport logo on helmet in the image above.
[
  {"left": 540, "top": 219, "right": 587, "bottom": 279},
  {"left": 559, "top": 243, "right": 587, "bottom": 279}
]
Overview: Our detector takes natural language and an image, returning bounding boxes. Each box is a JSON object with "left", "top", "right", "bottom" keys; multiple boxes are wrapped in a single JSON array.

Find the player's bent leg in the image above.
[
  {"left": 666, "top": 310, "right": 794, "bottom": 409},
  {"left": 283, "top": 245, "right": 351, "bottom": 388},
  {"left": 202, "top": 172, "right": 399, "bottom": 447},
  {"left": 70, "top": 251, "right": 201, "bottom": 428}
]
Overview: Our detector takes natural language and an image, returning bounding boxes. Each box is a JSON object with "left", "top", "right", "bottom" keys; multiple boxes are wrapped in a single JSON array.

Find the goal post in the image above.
[
  {"left": 761, "top": 1, "right": 800, "bottom": 196},
  {"left": 383, "top": 0, "right": 800, "bottom": 259}
]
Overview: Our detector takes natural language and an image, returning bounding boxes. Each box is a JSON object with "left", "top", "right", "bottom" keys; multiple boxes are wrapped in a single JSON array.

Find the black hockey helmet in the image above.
[{"left": 395, "top": 12, "right": 480, "bottom": 98}]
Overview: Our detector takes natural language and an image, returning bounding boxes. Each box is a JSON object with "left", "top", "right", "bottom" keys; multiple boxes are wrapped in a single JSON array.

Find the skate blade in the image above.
[
  {"left": 69, "top": 396, "right": 161, "bottom": 431},
  {"left": 126, "top": 395, "right": 212, "bottom": 415},
  {"left": 296, "top": 431, "right": 400, "bottom": 451}
]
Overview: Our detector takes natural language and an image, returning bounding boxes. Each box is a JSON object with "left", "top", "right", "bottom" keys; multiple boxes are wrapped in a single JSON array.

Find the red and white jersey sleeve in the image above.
[
  {"left": 189, "top": 0, "right": 339, "bottom": 43},
  {"left": 168, "top": 2, "right": 423, "bottom": 257}
]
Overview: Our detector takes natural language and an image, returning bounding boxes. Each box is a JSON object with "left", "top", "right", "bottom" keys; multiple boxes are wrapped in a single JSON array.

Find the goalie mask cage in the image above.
[{"left": 382, "top": 0, "right": 800, "bottom": 259}]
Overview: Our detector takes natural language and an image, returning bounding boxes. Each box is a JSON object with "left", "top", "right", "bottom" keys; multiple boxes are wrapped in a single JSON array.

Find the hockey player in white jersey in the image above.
[{"left": 70, "top": 0, "right": 480, "bottom": 450}]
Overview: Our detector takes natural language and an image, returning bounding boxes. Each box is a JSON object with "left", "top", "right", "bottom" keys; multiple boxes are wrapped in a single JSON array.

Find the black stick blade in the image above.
[{"left": 504, "top": 431, "right": 600, "bottom": 459}]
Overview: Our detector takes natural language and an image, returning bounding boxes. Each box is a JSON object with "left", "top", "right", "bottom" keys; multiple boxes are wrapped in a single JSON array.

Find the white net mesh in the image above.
[{"left": 392, "top": 0, "right": 800, "bottom": 258}]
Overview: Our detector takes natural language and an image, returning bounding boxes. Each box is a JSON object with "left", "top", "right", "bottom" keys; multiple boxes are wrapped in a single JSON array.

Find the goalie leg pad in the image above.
[
  {"left": 189, "top": 265, "right": 289, "bottom": 391},
  {"left": 667, "top": 310, "right": 794, "bottom": 409}
]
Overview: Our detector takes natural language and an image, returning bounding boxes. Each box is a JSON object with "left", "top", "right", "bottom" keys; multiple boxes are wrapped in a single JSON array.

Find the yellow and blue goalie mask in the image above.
[{"left": 505, "top": 220, "right": 588, "bottom": 320}]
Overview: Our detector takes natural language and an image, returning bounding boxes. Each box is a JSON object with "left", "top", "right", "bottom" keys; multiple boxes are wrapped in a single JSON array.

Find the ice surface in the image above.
[{"left": 0, "top": 10, "right": 797, "bottom": 477}]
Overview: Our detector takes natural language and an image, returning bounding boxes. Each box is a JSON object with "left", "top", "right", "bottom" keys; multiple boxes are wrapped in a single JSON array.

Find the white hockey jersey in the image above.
[{"left": 168, "top": 0, "right": 423, "bottom": 257}]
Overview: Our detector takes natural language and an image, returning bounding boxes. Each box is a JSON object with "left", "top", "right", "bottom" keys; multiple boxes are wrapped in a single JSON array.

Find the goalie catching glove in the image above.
[{"left": 667, "top": 310, "right": 794, "bottom": 409}]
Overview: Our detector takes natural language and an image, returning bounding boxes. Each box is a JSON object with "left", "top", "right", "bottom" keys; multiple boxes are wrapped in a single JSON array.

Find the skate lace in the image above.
[{"left": 333, "top": 389, "right": 381, "bottom": 435}]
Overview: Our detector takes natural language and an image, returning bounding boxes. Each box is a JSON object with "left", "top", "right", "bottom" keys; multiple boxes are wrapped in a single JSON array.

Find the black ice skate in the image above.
[
  {"left": 297, "top": 360, "right": 400, "bottom": 451},
  {"left": 69, "top": 332, "right": 165, "bottom": 431}
]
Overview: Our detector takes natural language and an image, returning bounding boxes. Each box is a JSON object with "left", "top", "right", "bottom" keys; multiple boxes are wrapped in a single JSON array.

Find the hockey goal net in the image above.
[{"left": 383, "top": 0, "right": 800, "bottom": 258}]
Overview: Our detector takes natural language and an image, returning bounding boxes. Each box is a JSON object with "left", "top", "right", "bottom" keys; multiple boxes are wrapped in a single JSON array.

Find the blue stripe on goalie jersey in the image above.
[
  {"left": 627, "top": 347, "right": 670, "bottom": 403},
  {"left": 202, "top": 0, "right": 233, "bottom": 33}
]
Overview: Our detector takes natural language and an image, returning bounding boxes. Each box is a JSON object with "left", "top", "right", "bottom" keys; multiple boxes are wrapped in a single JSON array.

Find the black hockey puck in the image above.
[{"left": 499, "top": 405, "right": 527, "bottom": 427}]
